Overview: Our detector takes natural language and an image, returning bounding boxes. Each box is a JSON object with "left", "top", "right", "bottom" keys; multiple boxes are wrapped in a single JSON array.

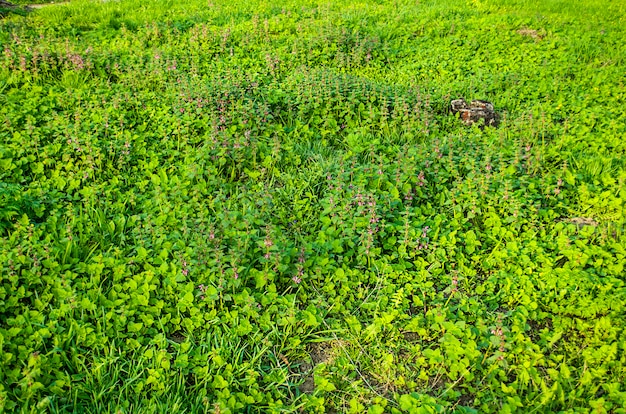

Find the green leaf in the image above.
[{"left": 212, "top": 375, "right": 228, "bottom": 389}]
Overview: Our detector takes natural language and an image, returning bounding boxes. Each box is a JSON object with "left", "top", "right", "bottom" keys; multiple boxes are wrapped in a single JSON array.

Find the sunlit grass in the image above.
[{"left": 1, "top": 0, "right": 625, "bottom": 412}]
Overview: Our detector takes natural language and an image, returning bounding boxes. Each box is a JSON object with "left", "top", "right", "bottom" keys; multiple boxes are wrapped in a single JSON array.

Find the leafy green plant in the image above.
[{"left": 0, "top": 0, "right": 625, "bottom": 412}]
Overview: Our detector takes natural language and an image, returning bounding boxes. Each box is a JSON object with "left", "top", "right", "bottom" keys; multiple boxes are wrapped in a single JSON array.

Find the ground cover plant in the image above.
[{"left": 1, "top": 0, "right": 625, "bottom": 412}]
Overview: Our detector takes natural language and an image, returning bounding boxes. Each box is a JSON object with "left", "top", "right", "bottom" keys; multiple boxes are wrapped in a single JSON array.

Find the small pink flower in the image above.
[{"left": 417, "top": 171, "right": 426, "bottom": 186}]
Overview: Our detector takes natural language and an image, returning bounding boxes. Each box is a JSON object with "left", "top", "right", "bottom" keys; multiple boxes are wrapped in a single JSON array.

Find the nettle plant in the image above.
[{"left": 1, "top": 0, "right": 625, "bottom": 412}]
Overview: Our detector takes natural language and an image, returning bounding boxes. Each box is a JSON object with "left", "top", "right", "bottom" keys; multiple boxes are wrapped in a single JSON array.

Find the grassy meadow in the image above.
[{"left": 1, "top": 0, "right": 625, "bottom": 412}]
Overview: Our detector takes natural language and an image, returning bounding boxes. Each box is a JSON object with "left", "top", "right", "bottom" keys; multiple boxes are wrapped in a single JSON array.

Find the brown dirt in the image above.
[
  {"left": 517, "top": 28, "right": 545, "bottom": 40},
  {"left": 297, "top": 340, "right": 347, "bottom": 394},
  {"left": 561, "top": 217, "right": 599, "bottom": 228},
  {"left": 309, "top": 341, "right": 337, "bottom": 365},
  {"left": 299, "top": 375, "right": 316, "bottom": 393}
]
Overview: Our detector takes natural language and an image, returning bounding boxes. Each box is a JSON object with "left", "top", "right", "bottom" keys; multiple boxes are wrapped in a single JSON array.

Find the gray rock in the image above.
[{"left": 450, "top": 98, "right": 499, "bottom": 127}]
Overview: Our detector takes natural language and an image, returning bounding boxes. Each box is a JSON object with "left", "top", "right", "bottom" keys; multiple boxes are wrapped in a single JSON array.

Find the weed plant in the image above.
[{"left": 1, "top": 0, "right": 625, "bottom": 412}]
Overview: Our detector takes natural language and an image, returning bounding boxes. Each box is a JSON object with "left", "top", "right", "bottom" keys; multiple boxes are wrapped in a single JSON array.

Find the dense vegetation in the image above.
[{"left": 1, "top": 0, "right": 625, "bottom": 412}]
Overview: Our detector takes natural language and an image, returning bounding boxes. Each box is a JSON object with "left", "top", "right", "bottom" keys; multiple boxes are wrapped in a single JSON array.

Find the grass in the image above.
[{"left": 1, "top": 0, "right": 626, "bottom": 412}]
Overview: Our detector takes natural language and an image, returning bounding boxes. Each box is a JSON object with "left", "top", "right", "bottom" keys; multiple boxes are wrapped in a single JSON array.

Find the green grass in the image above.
[{"left": 1, "top": 0, "right": 625, "bottom": 412}]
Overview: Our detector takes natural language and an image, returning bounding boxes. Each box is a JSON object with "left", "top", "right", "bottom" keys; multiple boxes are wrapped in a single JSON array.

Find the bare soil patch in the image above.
[{"left": 517, "top": 28, "right": 545, "bottom": 40}]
